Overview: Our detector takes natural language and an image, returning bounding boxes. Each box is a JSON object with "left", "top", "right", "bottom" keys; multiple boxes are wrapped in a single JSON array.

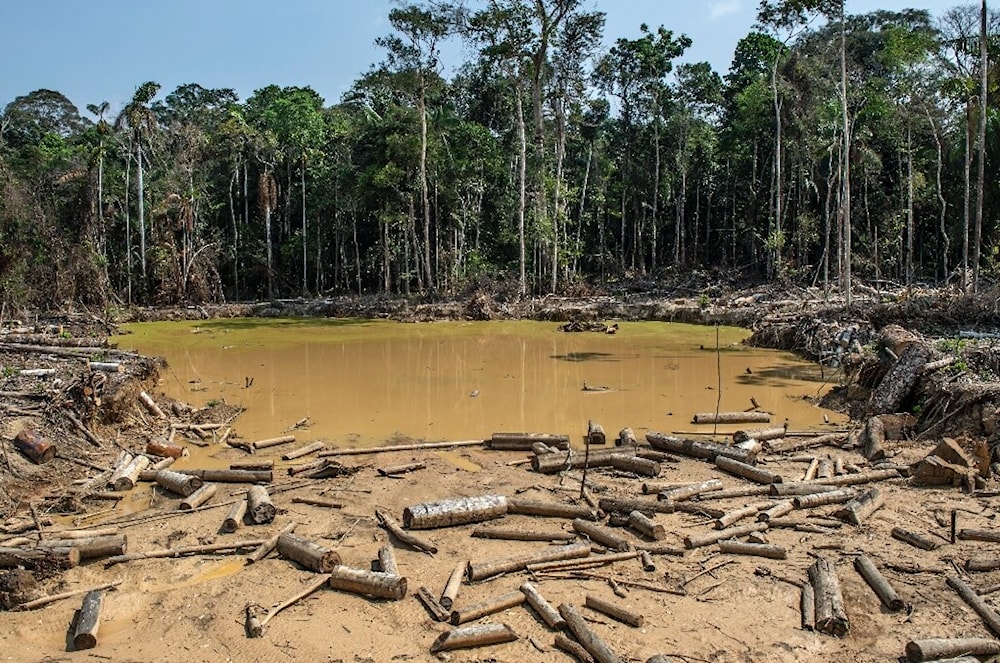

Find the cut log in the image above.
[
  {"left": 852, "top": 554, "right": 905, "bottom": 611},
  {"left": 587, "top": 421, "right": 606, "bottom": 445},
  {"left": 617, "top": 428, "right": 637, "bottom": 447},
  {"left": 647, "top": 432, "right": 757, "bottom": 464},
  {"left": 252, "top": 435, "right": 296, "bottom": 451},
  {"left": 758, "top": 500, "right": 795, "bottom": 522},
  {"left": 438, "top": 561, "right": 466, "bottom": 611},
  {"left": 142, "top": 468, "right": 273, "bottom": 483},
  {"left": 106, "top": 452, "right": 134, "bottom": 490},
  {"left": 697, "top": 486, "right": 772, "bottom": 501},
  {"left": 835, "top": 488, "right": 884, "bottom": 525},
  {"left": 947, "top": 575, "right": 1000, "bottom": 636},
  {"left": 684, "top": 523, "right": 768, "bottom": 549},
  {"left": 715, "top": 455, "right": 782, "bottom": 484},
  {"left": 863, "top": 416, "right": 886, "bottom": 461},
  {"left": 816, "top": 458, "right": 834, "bottom": 479},
  {"left": 467, "top": 542, "right": 591, "bottom": 582},
  {"left": 246, "top": 485, "right": 276, "bottom": 524},
  {"left": 765, "top": 433, "right": 848, "bottom": 454},
  {"left": 430, "top": 623, "right": 518, "bottom": 653},
  {"left": 180, "top": 483, "right": 217, "bottom": 510},
  {"left": 600, "top": 497, "right": 723, "bottom": 520},
  {"left": 375, "top": 510, "right": 437, "bottom": 554},
  {"left": 403, "top": 495, "right": 507, "bottom": 529},
  {"left": 718, "top": 541, "right": 786, "bottom": 559},
  {"left": 105, "top": 540, "right": 265, "bottom": 566},
  {"left": 377, "top": 462, "right": 426, "bottom": 476},
  {"left": 532, "top": 442, "right": 557, "bottom": 455},
  {"left": 450, "top": 590, "right": 525, "bottom": 625},
  {"left": 113, "top": 454, "right": 150, "bottom": 491},
  {"left": 277, "top": 532, "right": 340, "bottom": 572},
  {"left": 521, "top": 581, "right": 565, "bottom": 629},
  {"left": 145, "top": 439, "right": 186, "bottom": 459},
  {"left": 811, "top": 468, "right": 901, "bottom": 487},
  {"left": 692, "top": 411, "right": 771, "bottom": 424},
  {"left": 714, "top": 503, "right": 770, "bottom": 530},
  {"left": 88, "top": 361, "right": 121, "bottom": 372},
  {"left": 41, "top": 534, "right": 126, "bottom": 560},
  {"left": 291, "top": 496, "right": 343, "bottom": 509},
  {"left": 958, "top": 529, "right": 1000, "bottom": 543},
  {"left": 138, "top": 391, "right": 166, "bottom": 419},
  {"left": 531, "top": 449, "right": 626, "bottom": 473},
  {"left": 734, "top": 427, "right": 786, "bottom": 443},
  {"left": 319, "top": 439, "right": 486, "bottom": 457},
  {"left": 13, "top": 430, "right": 55, "bottom": 464},
  {"left": 154, "top": 469, "right": 203, "bottom": 497},
  {"left": 222, "top": 499, "right": 247, "bottom": 533},
  {"left": 0, "top": 546, "right": 79, "bottom": 570},
  {"left": 905, "top": 638, "right": 1000, "bottom": 662},
  {"left": 809, "top": 557, "right": 849, "bottom": 637},
  {"left": 555, "top": 633, "right": 596, "bottom": 663},
  {"left": 471, "top": 526, "right": 575, "bottom": 542},
  {"left": 416, "top": 586, "right": 450, "bottom": 622},
  {"left": 328, "top": 566, "right": 407, "bottom": 600},
  {"left": 231, "top": 459, "right": 274, "bottom": 471},
  {"left": 377, "top": 545, "right": 398, "bottom": 576},
  {"left": 801, "top": 582, "right": 815, "bottom": 631},
  {"left": 559, "top": 603, "right": 624, "bottom": 663},
  {"left": 639, "top": 550, "right": 656, "bottom": 571},
  {"left": 658, "top": 479, "right": 723, "bottom": 502},
  {"left": 964, "top": 557, "right": 1000, "bottom": 572},
  {"left": 508, "top": 498, "right": 599, "bottom": 521},
  {"left": 528, "top": 551, "right": 639, "bottom": 574},
  {"left": 573, "top": 519, "right": 633, "bottom": 552},
  {"left": 281, "top": 441, "right": 326, "bottom": 460},
  {"left": 628, "top": 511, "right": 665, "bottom": 540},
  {"left": 870, "top": 342, "right": 931, "bottom": 415},
  {"left": 584, "top": 594, "right": 643, "bottom": 627},
  {"left": 609, "top": 455, "right": 660, "bottom": 477},
  {"left": 792, "top": 489, "right": 859, "bottom": 509},
  {"left": 891, "top": 527, "right": 939, "bottom": 551},
  {"left": 488, "top": 433, "right": 570, "bottom": 451},
  {"left": 245, "top": 522, "right": 297, "bottom": 564},
  {"left": 72, "top": 590, "right": 104, "bottom": 650}
]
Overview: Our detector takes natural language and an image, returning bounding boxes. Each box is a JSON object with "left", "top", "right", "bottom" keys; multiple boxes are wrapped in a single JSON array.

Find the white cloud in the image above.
[{"left": 709, "top": 0, "right": 741, "bottom": 19}]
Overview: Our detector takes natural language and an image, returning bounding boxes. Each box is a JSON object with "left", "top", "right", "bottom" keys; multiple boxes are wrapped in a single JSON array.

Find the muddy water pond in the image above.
[{"left": 115, "top": 318, "right": 846, "bottom": 447}]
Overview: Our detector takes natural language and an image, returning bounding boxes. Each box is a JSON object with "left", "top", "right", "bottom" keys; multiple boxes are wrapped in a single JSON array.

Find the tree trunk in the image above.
[
  {"left": 809, "top": 557, "right": 849, "bottom": 636},
  {"left": 328, "top": 566, "right": 407, "bottom": 600},
  {"left": 276, "top": 532, "right": 340, "bottom": 572}
]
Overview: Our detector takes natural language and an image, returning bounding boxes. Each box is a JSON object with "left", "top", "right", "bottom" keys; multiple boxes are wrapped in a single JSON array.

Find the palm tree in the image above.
[{"left": 115, "top": 81, "right": 160, "bottom": 284}]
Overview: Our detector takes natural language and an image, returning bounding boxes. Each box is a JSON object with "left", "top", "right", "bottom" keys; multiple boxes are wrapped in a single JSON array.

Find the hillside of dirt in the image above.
[{"left": 3, "top": 284, "right": 1000, "bottom": 663}]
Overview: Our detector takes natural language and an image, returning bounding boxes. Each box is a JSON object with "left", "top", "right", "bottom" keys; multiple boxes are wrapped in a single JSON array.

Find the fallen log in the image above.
[
  {"left": 146, "top": 439, "right": 186, "bottom": 459},
  {"left": 532, "top": 443, "right": 557, "bottom": 455},
  {"left": 143, "top": 468, "right": 273, "bottom": 483},
  {"left": 958, "top": 529, "right": 1000, "bottom": 543},
  {"left": 696, "top": 486, "right": 772, "bottom": 501},
  {"left": 617, "top": 428, "right": 637, "bottom": 447},
  {"left": 467, "top": 542, "right": 591, "bottom": 582},
  {"left": 715, "top": 455, "right": 782, "bottom": 484},
  {"left": 853, "top": 554, "right": 905, "bottom": 612},
  {"left": 231, "top": 459, "right": 274, "bottom": 471},
  {"left": 320, "top": 439, "right": 486, "bottom": 457},
  {"left": 222, "top": 499, "right": 247, "bottom": 533},
  {"left": 416, "top": 586, "right": 450, "bottom": 622},
  {"left": 658, "top": 479, "right": 724, "bottom": 502},
  {"left": 609, "top": 455, "right": 660, "bottom": 477},
  {"left": 281, "top": 441, "right": 326, "bottom": 461},
  {"left": 559, "top": 603, "right": 624, "bottom": 663},
  {"left": 450, "top": 590, "right": 525, "bottom": 625},
  {"left": 376, "top": 545, "right": 398, "bottom": 576},
  {"left": 816, "top": 458, "right": 834, "bottom": 479},
  {"left": 487, "top": 433, "right": 570, "bottom": 451},
  {"left": 72, "top": 590, "right": 105, "bottom": 650},
  {"left": 734, "top": 427, "right": 786, "bottom": 443},
  {"left": 377, "top": 462, "right": 426, "bottom": 476},
  {"left": 584, "top": 594, "right": 643, "bottom": 627},
  {"left": 905, "top": 638, "right": 1000, "bottom": 662},
  {"left": 247, "top": 485, "right": 277, "bottom": 524},
  {"left": 252, "top": 435, "right": 296, "bottom": 451},
  {"left": 13, "top": 580, "right": 121, "bottom": 611},
  {"left": 628, "top": 511, "right": 665, "bottom": 540},
  {"left": 328, "top": 566, "right": 407, "bottom": 600},
  {"left": 521, "top": 581, "right": 565, "bottom": 629},
  {"left": 599, "top": 497, "right": 723, "bottom": 520},
  {"left": 871, "top": 341, "right": 931, "bottom": 415},
  {"left": 573, "top": 519, "right": 633, "bottom": 552},
  {"left": 249, "top": 573, "right": 330, "bottom": 637},
  {"left": 291, "top": 496, "right": 343, "bottom": 509},
  {"left": 508, "top": 498, "right": 599, "bottom": 521},
  {"left": 430, "top": 623, "right": 518, "bottom": 653},
  {"left": 138, "top": 391, "right": 166, "bottom": 419},
  {"left": 376, "top": 510, "right": 437, "bottom": 554},
  {"left": 809, "top": 557, "right": 849, "bottom": 637},
  {"left": 0, "top": 546, "right": 79, "bottom": 570},
  {"left": 277, "top": 532, "right": 341, "bottom": 572},
  {"left": 965, "top": 557, "right": 1000, "bottom": 572},
  {"left": 555, "top": 633, "right": 596, "bottom": 663},
  {"left": 764, "top": 433, "right": 848, "bottom": 455},
  {"left": 863, "top": 416, "right": 886, "bottom": 461},
  {"left": 801, "top": 582, "right": 815, "bottom": 631},
  {"left": 714, "top": 502, "right": 771, "bottom": 529},
  {"left": 793, "top": 489, "right": 859, "bottom": 509},
  {"left": 757, "top": 500, "right": 795, "bottom": 522},
  {"left": 528, "top": 551, "right": 639, "bottom": 574},
  {"left": 153, "top": 469, "right": 203, "bottom": 497},
  {"left": 684, "top": 523, "right": 768, "bottom": 549},
  {"left": 947, "top": 575, "right": 1000, "bottom": 636},
  {"left": 105, "top": 540, "right": 265, "bottom": 566},
  {"left": 403, "top": 495, "right": 507, "bottom": 530},
  {"left": 437, "top": 561, "right": 466, "bottom": 611},
  {"left": 647, "top": 432, "right": 756, "bottom": 464},
  {"left": 891, "top": 527, "right": 939, "bottom": 551},
  {"left": 471, "top": 526, "right": 575, "bottom": 542},
  {"left": 113, "top": 454, "right": 151, "bottom": 491},
  {"left": 835, "top": 488, "right": 884, "bottom": 525},
  {"left": 41, "top": 535, "right": 126, "bottom": 560},
  {"left": 246, "top": 522, "right": 297, "bottom": 564},
  {"left": 179, "top": 483, "right": 217, "bottom": 511},
  {"left": 692, "top": 412, "right": 771, "bottom": 424},
  {"left": 13, "top": 429, "right": 55, "bottom": 464},
  {"left": 531, "top": 449, "right": 626, "bottom": 473},
  {"left": 639, "top": 550, "right": 656, "bottom": 571},
  {"left": 718, "top": 541, "right": 786, "bottom": 559},
  {"left": 588, "top": 421, "right": 607, "bottom": 445}
]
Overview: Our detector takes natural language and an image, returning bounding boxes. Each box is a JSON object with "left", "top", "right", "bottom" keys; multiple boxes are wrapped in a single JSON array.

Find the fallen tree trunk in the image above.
[
  {"left": 891, "top": 527, "right": 939, "bottom": 551},
  {"left": 41, "top": 534, "right": 126, "bottom": 560},
  {"left": 734, "top": 427, "right": 786, "bottom": 443},
  {"left": 328, "top": 566, "right": 407, "bottom": 600},
  {"left": 251, "top": 435, "right": 296, "bottom": 451},
  {"left": 277, "top": 532, "right": 341, "bottom": 572},
  {"left": 246, "top": 485, "right": 276, "bottom": 524},
  {"left": 72, "top": 590, "right": 104, "bottom": 650},
  {"left": 585, "top": 594, "right": 643, "bottom": 627},
  {"left": 692, "top": 412, "right": 771, "bottom": 424},
  {"left": 958, "top": 529, "right": 1000, "bottom": 543},
  {"left": 375, "top": 510, "right": 437, "bottom": 554},
  {"left": 947, "top": 575, "right": 1000, "bottom": 636},
  {"left": 180, "top": 483, "right": 217, "bottom": 511},
  {"left": 684, "top": 523, "right": 768, "bottom": 549},
  {"left": 153, "top": 469, "right": 203, "bottom": 497},
  {"left": 628, "top": 511, "right": 665, "bottom": 540},
  {"left": 138, "top": 391, "right": 166, "bottom": 419},
  {"left": 905, "top": 638, "right": 1000, "bottom": 662},
  {"left": 222, "top": 499, "right": 247, "bottom": 533},
  {"left": 146, "top": 439, "right": 186, "bottom": 459},
  {"left": 835, "top": 488, "right": 884, "bottom": 525},
  {"left": 143, "top": 469, "right": 273, "bottom": 484},
  {"left": 467, "top": 542, "right": 591, "bottom": 582},
  {"left": 487, "top": 433, "right": 570, "bottom": 451},
  {"left": 430, "top": 623, "right": 517, "bottom": 653},
  {"left": 715, "top": 455, "right": 782, "bottom": 484},
  {"left": 647, "top": 432, "right": 756, "bottom": 464},
  {"left": 245, "top": 522, "right": 297, "bottom": 564},
  {"left": 809, "top": 557, "right": 849, "bottom": 637},
  {"left": 231, "top": 459, "right": 274, "bottom": 471},
  {"left": 717, "top": 541, "right": 786, "bottom": 559},
  {"left": 0, "top": 546, "right": 79, "bottom": 570},
  {"left": 764, "top": 433, "right": 848, "bottom": 455},
  {"left": 793, "top": 489, "right": 859, "bottom": 509},
  {"left": 439, "top": 561, "right": 465, "bottom": 611},
  {"left": 507, "top": 498, "right": 599, "bottom": 521},
  {"left": 105, "top": 540, "right": 264, "bottom": 566},
  {"left": 521, "top": 581, "right": 565, "bottom": 629},
  {"left": 658, "top": 479, "right": 723, "bottom": 502},
  {"left": 403, "top": 495, "right": 507, "bottom": 530},
  {"left": 757, "top": 500, "right": 795, "bottom": 522},
  {"left": 871, "top": 339, "right": 931, "bottom": 415},
  {"left": 281, "top": 441, "right": 326, "bottom": 460},
  {"left": 450, "top": 590, "right": 525, "bottom": 625},
  {"left": 416, "top": 586, "right": 450, "bottom": 622},
  {"left": 559, "top": 603, "right": 624, "bottom": 663},
  {"left": 377, "top": 545, "right": 398, "bottom": 576},
  {"left": 609, "top": 455, "right": 660, "bottom": 477},
  {"left": 13, "top": 429, "right": 55, "bottom": 464},
  {"left": 853, "top": 554, "right": 905, "bottom": 612},
  {"left": 113, "top": 454, "right": 151, "bottom": 491},
  {"left": 573, "top": 519, "right": 633, "bottom": 552},
  {"left": 471, "top": 526, "right": 575, "bottom": 542}
]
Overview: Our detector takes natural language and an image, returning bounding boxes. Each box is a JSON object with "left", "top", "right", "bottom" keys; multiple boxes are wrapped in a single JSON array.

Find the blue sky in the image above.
[{"left": 0, "top": 0, "right": 962, "bottom": 115}]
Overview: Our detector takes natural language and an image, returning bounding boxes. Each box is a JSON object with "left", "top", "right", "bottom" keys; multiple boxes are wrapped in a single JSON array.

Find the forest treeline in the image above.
[{"left": 0, "top": 0, "right": 996, "bottom": 309}]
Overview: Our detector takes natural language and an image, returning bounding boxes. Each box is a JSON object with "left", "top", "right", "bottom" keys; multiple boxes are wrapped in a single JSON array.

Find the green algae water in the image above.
[{"left": 114, "top": 319, "right": 845, "bottom": 446}]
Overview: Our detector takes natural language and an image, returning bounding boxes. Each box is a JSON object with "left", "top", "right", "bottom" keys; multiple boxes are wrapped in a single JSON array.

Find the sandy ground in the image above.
[{"left": 3, "top": 433, "right": 999, "bottom": 663}]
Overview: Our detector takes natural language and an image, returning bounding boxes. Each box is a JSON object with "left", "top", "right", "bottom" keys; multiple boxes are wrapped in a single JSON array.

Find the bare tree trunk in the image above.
[
  {"left": 516, "top": 83, "right": 528, "bottom": 296},
  {"left": 419, "top": 73, "right": 433, "bottom": 290},
  {"left": 574, "top": 142, "right": 593, "bottom": 277},
  {"left": 137, "top": 142, "right": 147, "bottom": 280},
  {"left": 923, "top": 103, "right": 948, "bottom": 281},
  {"left": 301, "top": 155, "right": 308, "bottom": 295},
  {"left": 906, "top": 123, "right": 914, "bottom": 285},
  {"left": 974, "top": 0, "right": 988, "bottom": 292},
  {"left": 840, "top": 10, "right": 852, "bottom": 308},
  {"left": 964, "top": 101, "right": 972, "bottom": 291}
]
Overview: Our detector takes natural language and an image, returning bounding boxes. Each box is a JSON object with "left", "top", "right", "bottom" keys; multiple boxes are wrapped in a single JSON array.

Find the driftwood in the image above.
[
  {"left": 947, "top": 575, "right": 1000, "bottom": 636},
  {"left": 684, "top": 523, "right": 768, "bottom": 549},
  {"left": 718, "top": 541, "right": 786, "bottom": 559},
  {"left": 521, "top": 581, "right": 565, "bottom": 629},
  {"left": 0, "top": 546, "right": 79, "bottom": 569},
  {"left": 105, "top": 540, "right": 264, "bottom": 566},
  {"left": 377, "top": 462, "right": 426, "bottom": 476},
  {"left": 488, "top": 433, "right": 570, "bottom": 451},
  {"left": 328, "top": 566, "right": 407, "bottom": 600},
  {"left": 222, "top": 499, "right": 247, "bottom": 533},
  {"left": 72, "top": 590, "right": 105, "bottom": 650},
  {"left": 647, "top": 432, "right": 756, "bottom": 464},
  {"left": 180, "top": 483, "right": 217, "bottom": 510},
  {"left": 403, "top": 495, "right": 507, "bottom": 529},
  {"left": 154, "top": 469, "right": 203, "bottom": 497},
  {"left": 835, "top": 488, "right": 884, "bottom": 525},
  {"left": 809, "top": 558, "right": 849, "bottom": 637},
  {"left": 692, "top": 412, "right": 771, "bottom": 424},
  {"left": 715, "top": 455, "right": 782, "bottom": 484},
  {"left": 248, "top": 573, "right": 330, "bottom": 637},
  {"left": 628, "top": 511, "right": 665, "bottom": 540},
  {"left": 508, "top": 498, "right": 599, "bottom": 521},
  {"left": 559, "top": 603, "right": 624, "bottom": 663},
  {"left": 658, "top": 479, "right": 723, "bottom": 502},
  {"left": 430, "top": 623, "right": 518, "bottom": 653},
  {"left": 585, "top": 594, "right": 643, "bottom": 627},
  {"left": 467, "top": 542, "right": 591, "bottom": 582},
  {"left": 450, "top": 590, "right": 525, "bottom": 625},
  {"left": 471, "top": 526, "right": 575, "bottom": 542},
  {"left": 891, "top": 527, "right": 939, "bottom": 551},
  {"left": 905, "top": 638, "right": 1000, "bottom": 662},
  {"left": 13, "top": 429, "right": 55, "bottom": 464},
  {"left": 281, "top": 441, "right": 326, "bottom": 460},
  {"left": 246, "top": 522, "right": 297, "bottom": 564},
  {"left": 852, "top": 554, "right": 905, "bottom": 611},
  {"left": 376, "top": 510, "right": 438, "bottom": 554},
  {"left": 555, "top": 633, "right": 596, "bottom": 663},
  {"left": 277, "top": 532, "right": 340, "bottom": 572},
  {"left": 416, "top": 586, "right": 450, "bottom": 622},
  {"left": 573, "top": 519, "right": 633, "bottom": 552}
]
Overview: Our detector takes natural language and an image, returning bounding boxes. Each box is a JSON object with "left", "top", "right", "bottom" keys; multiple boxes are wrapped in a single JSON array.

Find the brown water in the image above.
[{"left": 114, "top": 319, "right": 845, "bottom": 447}]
